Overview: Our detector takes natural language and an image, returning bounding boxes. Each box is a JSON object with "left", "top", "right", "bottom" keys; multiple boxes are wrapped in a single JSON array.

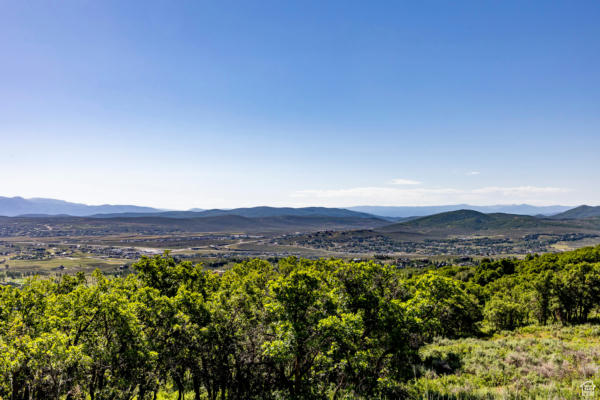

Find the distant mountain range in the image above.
[
  {"left": 1, "top": 197, "right": 599, "bottom": 238},
  {"left": 0, "top": 197, "right": 379, "bottom": 219},
  {"left": 0, "top": 197, "right": 595, "bottom": 225},
  {"left": 349, "top": 204, "right": 573, "bottom": 218},
  {"left": 0, "top": 197, "right": 163, "bottom": 217}
]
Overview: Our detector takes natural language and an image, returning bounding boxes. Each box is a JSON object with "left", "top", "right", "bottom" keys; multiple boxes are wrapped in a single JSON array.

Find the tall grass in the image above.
[{"left": 412, "top": 324, "right": 600, "bottom": 399}]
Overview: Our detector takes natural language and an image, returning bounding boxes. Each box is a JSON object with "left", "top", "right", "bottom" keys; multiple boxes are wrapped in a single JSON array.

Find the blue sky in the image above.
[{"left": 1, "top": 1, "right": 598, "bottom": 209}]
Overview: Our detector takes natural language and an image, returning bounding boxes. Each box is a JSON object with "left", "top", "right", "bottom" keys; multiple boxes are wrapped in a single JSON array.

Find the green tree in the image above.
[{"left": 405, "top": 272, "right": 482, "bottom": 340}]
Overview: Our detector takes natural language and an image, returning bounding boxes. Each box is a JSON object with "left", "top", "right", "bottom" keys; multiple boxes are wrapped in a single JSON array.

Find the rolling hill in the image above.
[
  {"left": 378, "top": 209, "right": 588, "bottom": 236},
  {"left": 191, "top": 206, "right": 376, "bottom": 218},
  {"left": 550, "top": 205, "right": 600, "bottom": 220},
  {"left": 91, "top": 206, "right": 378, "bottom": 219},
  {"left": 349, "top": 204, "right": 572, "bottom": 218}
]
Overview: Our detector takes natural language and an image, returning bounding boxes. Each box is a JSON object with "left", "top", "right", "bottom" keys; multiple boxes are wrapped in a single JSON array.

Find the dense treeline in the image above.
[
  {"left": 439, "top": 245, "right": 600, "bottom": 329},
  {"left": 1, "top": 245, "right": 600, "bottom": 399}
]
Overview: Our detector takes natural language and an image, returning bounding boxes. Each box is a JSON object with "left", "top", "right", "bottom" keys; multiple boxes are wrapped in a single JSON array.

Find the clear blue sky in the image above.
[{"left": 1, "top": 1, "right": 598, "bottom": 209}]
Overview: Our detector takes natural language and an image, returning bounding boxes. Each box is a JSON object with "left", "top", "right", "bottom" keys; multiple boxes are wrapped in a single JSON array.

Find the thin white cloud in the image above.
[
  {"left": 390, "top": 178, "right": 421, "bottom": 185},
  {"left": 466, "top": 171, "right": 481, "bottom": 176},
  {"left": 291, "top": 185, "right": 572, "bottom": 206}
]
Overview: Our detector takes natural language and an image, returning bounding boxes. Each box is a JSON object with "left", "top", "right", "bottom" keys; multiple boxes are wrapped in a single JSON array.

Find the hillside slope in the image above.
[
  {"left": 551, "top": 205, "right": 600, "bottom": 219},
  {"left": 378, "top": 209, "right": 584, "bottom": 235},
  {"left": 348, "top": 204, "right": 571, "bottom": 218},
  {"left": 92, "top": 206, "right": 378, "bottom": 219}
]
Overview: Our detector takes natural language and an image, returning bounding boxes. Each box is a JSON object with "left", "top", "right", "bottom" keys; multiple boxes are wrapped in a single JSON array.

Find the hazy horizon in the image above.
[{"left": 0, "top": 195, "right": 591, "bottom": 211}]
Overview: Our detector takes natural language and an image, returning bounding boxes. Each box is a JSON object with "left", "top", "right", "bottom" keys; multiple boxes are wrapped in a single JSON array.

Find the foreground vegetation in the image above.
[
  {"left": 416, "top": 324, "right": 600, "bottom": 399},
  {"left": 2, "top": 246, "right": 600, "bottom": 399}
]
